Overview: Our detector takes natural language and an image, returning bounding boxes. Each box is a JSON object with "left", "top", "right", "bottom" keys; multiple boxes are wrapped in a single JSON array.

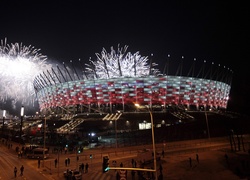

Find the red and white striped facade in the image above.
[{"left": 37, "top": 75, "right": 230, "bottom": 111}]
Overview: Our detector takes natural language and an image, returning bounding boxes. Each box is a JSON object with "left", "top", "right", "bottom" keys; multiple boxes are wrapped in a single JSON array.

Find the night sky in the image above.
[{"left": 1, "top": 0, "right": 249, "bottom": 115}]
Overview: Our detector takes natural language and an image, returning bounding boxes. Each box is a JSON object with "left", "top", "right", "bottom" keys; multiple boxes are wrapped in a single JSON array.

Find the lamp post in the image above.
[
  {"left": 2, "top": 110, "right": 6, "bottom": 137},
  {"left": 205, "top": 110, "right": 210, "bottom": 140},
  {"left": 135, "top": 104, "right": 158, "bottom": 180},
  {"left": 115, "top": 118, "right": 118, "bottom": 149},
  {"left": 43, "top": 115, "right": 47, "bottom": 167},
  {"left": 149, "top": 110, "right": 158, "bottom": 180},
  {"left": 20, "top": 106, "right": 24, "bottom": 144}
]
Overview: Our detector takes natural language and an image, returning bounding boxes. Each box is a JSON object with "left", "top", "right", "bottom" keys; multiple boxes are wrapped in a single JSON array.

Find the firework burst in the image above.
[
  {"left": 85, "top": 45, "right": 159, "bottom": 79},
  {"left": 0, "top": 38, "right": 52, "bottom": 108}
]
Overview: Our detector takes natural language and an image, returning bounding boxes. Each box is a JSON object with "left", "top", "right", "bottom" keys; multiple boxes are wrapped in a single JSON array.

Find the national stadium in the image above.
[
  {"left": 30, "top": 45, "right": 245, "bottom": 138},
  {"left": 34, "top": 46, "right": 232, "bottom": 114}
]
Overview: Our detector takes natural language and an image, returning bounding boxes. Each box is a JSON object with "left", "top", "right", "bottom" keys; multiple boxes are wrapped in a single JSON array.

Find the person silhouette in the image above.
[
  {"left": 196, "top": 154, "right": 199, "bottom": 163},
  {"left": 54, "top": 158, "right": 58, "bottom": 168},
  {"left": 20, "top": 165, "right": 24, "bottom": 176},
  {"left": 14, "top": 167, "right": 17, "bottom": 178},
  {"left": 189, "top": 157, "right": 192, "bottom": 167},
  {"left": 38, "top": 159, "right": 41, "bottom": 168},
  {"left": 85, "top": 163, "right": 89, "bottom": 173}
]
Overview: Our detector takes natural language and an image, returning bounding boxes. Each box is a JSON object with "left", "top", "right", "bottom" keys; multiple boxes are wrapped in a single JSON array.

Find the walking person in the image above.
[
  {"left": 54, "top": 158, "right": 58, "bottom": 168},
  {"left": 162, "top": 150, "right": 165, "bottom": 158},
  {"left": 20, "top": 165, "right": 24, "bottom": 176},
  {"left": 159, "top": 163, "right": 163, "bottom": 174},
  {"left": 81, "top": 163, "right": 84, "bottom": 173},
  {"left": 38, "top": 159, "right": 41, "bottom": 168},
  {"left": 196, "top": 154, "right": 199, "bottom": 163},
  {"left": 14, "top": 167, "right": 17, "bottom": 178},
  {"left": 65, "top": 158, "right": 68, "bottom": 167},
  {"left": 67, "top": 157, "right": 70, "bottom": 165},
  {"left": 189, "top": 157, "right": 192, "bottom": 167},
  {"left": 85, "top": 163, "right": 89, "bottom": 173},
  {"left": 131, "top": 159, "right": 135, "bottom": 167}
]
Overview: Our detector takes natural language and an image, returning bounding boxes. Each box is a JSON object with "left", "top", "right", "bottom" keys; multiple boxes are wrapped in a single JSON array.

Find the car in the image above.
[{"left": 64, "top": 169, "right": 82, "bottom": 180}]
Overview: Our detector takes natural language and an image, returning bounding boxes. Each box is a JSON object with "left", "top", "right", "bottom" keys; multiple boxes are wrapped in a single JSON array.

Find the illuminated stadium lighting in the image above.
[{"left": 35, "top": 45, "right": 233, "bottom": 113}]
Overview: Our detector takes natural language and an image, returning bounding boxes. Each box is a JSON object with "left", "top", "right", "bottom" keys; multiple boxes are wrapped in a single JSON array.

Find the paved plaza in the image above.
[{"left": 1, "top": 136, "right": 250, "bottom": 180}]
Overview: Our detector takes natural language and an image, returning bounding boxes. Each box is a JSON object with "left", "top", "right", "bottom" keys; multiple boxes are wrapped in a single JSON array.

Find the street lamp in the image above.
[
  {"left": 135, "top": 103, "right": 158, "bottom": 180},
  {"left": 20, "top": 106, "right": 24, "bottom": 144},
  {"left": 205, "top": 109, "right": 211, "bottom": 140},
  {"left": 115, "top": 117, "right": 118, "bottom": 149},
  {"left": 2, "top": 110, "right": 6, "bottom": 137},
  {"left": 43, "top": 115, "right": 47, "bottom": 167}
]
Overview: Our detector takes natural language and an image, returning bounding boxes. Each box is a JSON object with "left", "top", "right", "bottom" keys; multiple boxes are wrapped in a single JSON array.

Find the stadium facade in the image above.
[
  {"left": 35, "top": 75, "right": 230, "bottom": 112},
  {"left": 34, "top": 65, "right": 232, "bottom": 115}
]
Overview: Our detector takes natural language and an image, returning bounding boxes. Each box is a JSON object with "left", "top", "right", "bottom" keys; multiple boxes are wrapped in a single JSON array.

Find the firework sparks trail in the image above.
[
  {"left": 0, "top": 38, "right": 52, "bottom": 107},
  {"left": 85, "top": 45, "right": 159, "bottom": 79}
]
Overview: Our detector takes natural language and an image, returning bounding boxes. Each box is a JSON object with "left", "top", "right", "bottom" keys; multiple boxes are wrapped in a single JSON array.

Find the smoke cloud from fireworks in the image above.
[{"left": 0, "top": 38, "right": 52, "bottom": 110}]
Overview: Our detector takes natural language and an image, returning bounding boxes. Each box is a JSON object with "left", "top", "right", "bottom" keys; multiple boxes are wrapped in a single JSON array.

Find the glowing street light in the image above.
[
  {"left": 135, "top": 103, "right": 158, "bottom": 180},
  {"left": 20, "top": 106, "right": 24, "bottom": 144},
  {"left": 2, "top": 110, "right": 6, "bottom": 137}
]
